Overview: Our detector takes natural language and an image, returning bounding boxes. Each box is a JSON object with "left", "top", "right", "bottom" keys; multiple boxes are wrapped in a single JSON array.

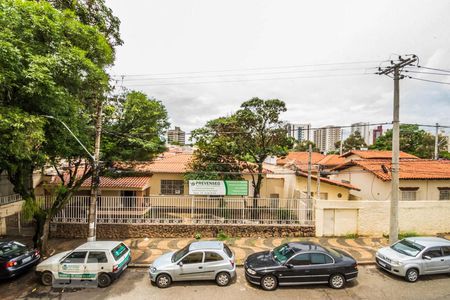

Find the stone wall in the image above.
[{"left": 49, "top": 223, "right": 315, "bottom": 239}]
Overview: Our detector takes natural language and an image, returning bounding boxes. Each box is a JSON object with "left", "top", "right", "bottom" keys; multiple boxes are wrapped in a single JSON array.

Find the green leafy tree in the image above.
[
  {"left": 370, "top": 124, "right": 447, "bottom": 158},
  {"left": 292, "top": 140, "right": 320, "bottom": 152},
  {"left": 190, "top": 98, "right": 293, "bottom": 207},
  {"left": 0, "top": 0, "right": 114, "bottom": 253},
  {"left": 335, "top": 131, "right": 368, "bottom": 153},
  {"left": 102, "top": 91, "right": 170, "bottom": 161},
  {"left": 45, "top": 0, "right": 123, "bottom": 50},
  {"left": 187, "top": 117, "right": 244, "bottom": 181}
]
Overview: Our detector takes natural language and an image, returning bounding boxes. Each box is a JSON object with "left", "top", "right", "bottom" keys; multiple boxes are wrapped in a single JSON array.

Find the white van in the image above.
[{"left": 36, "top": 241, "right": 131, "bottom": 287}]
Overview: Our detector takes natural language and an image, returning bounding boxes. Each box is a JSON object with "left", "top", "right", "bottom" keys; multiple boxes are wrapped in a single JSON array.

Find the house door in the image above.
[{"left": 121, "top": 191, "right": 136, "bottom": 207}]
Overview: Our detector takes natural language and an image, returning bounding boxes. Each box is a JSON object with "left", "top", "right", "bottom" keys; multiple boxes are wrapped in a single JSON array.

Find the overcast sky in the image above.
[{"left": 106, "top": 0, "right": 450, "bottom": 136}]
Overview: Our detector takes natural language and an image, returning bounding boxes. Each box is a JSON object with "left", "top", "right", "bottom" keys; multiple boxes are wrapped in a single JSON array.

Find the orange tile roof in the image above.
[
  {"left": 114, "top": 153, "right": 272, "bottom": 175},
  {"left": 277, "top": 152, "right": 325, "bottom": 166},
  {"left": 297, "top": 171, "right": 360, "bottom": 190},
  {"left": 114, "top": 153, "right": 193, "bottom": 173},
  {"left": 80, "top": 176, "right": 151, "bottom": 189},
  {"left": 50, "top": 174, "right": 151, "bottom": 190},
  {"left": 333, "top": 159, "right": 450, "bottom": 181},
  {"left": 317, "top": 154, "right": 346, "bottom": 167},
  {"left": 341, "top": 150, "right": 418, "bottom": 159}
]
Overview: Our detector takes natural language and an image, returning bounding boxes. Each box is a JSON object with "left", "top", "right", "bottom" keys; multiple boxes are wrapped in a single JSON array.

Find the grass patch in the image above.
[
  {"left": 383, "top": 231, "right": 420, "bottom": 240},
  {"left": 344, "top": 233, "right": 359, "bottom": 239}
]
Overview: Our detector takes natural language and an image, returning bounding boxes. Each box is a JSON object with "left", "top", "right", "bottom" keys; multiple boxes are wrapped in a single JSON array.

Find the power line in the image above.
[
  {"left": 122, "top": 72, "right": 372, "bottom": 87},
  {"left": 404, "top": 70, "right": 450, "bottom": 76},
  {"left": 110, "top": 60, "right": 385, "bottom": 78},
  {"left": 115, "top": 67, "right": 378, "bottom": 82},
  {"left": 406, "top": 76, "right": 450, "bottom": 85},
  {"left": 416, "top": 65, "right": 450, "bottom": 73}
]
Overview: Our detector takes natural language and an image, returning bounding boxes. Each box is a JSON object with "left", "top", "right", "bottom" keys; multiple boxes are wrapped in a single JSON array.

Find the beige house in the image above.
[{"left": 331, "top": 159, "right": 450, "bottom": 200}]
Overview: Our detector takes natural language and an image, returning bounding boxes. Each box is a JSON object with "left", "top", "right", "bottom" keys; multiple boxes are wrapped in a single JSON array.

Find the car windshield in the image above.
[
  {"left": 172, "top": 245, "right": 190, "bottom": 262},
  {"left": 0, "top": 242, "right": 26, "bottom": 258},
  {"left": 391, "top": 239, "right": 425, "bottom": 257},
  {"left": 272, "top": 244, "right": 296, "bottom": 264}
]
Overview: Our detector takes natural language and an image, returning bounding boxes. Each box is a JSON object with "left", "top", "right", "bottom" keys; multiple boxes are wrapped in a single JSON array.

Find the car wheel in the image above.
[
  {"left": 260, "top": 274, "right": 278, "bottom": 291},
  {"left": 41, "top": 271, "right": 54, "bottom": 286},
  {"left": 329, "top": 273, "right": 346, "bottom": 289},
  {"left": 156, "top": 273, "right": 172, "bottom": 288},
  {"left": 405, "top": 268, "right": 419, "bottom": 283},
  {"left": 216, "top": 272, "right": 231, "bottom": 286},
  {"left": 98, "top": 273, "right": 112, "bottom": 288}
]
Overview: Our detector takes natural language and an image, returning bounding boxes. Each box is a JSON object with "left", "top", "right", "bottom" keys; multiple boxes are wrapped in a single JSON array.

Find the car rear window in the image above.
[
  {"left": 223, "top": 244, "right": 233, "bottom": 258},
  {"left": 111, "top": 243, "right": 128, "bottom": 261},
  {"left": 205, "top": 251, "right": 224, "bottom": 262},
  {"left": 0, "top": 242, "right": 27, "bottom": 258}
]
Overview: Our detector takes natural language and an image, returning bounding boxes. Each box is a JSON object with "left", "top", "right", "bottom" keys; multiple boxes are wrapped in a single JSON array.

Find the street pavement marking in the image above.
[
  {"left": 271, "top": 238, "right": 283, "bottom": 247},
  {"left": 344, "top": 239, "right": 373, "bottom": 260},
  {"left": 176, "top": 238, "right": 193, "bottom": 249},
  {"left": 157, "top": 239, "right": 172, "bottom": 250}
]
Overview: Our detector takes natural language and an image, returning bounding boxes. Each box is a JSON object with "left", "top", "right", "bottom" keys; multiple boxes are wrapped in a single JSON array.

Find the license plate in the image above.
[
  {"left": 22, "top": 256, "right": 32, "bottom": 264},
  {"left": 378, "top": 259, "right": 387, "bottom": 268},
  {"left": 123, "top": 264, "right": 128, "bottom": 270}
]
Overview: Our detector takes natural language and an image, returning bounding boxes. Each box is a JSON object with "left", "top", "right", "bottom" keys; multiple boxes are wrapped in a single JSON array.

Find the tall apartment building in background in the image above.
[
  {"left": 351, "top": 122, "right": 371, "bottom": 145},
  {"left": 285, "top": 123, "right": 312, "bottom": 141},
  {"left": 167, "top": 126, "right": 186, "bottom": 145},
  {"left": 372, "top": 125, "right": 383, "bottom": 145},
  {"left": 313, "top": 126, "right": 342, "bottom": 153}
]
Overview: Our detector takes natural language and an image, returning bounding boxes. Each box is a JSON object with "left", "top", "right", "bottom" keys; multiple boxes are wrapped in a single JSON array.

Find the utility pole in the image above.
[
  {"left": 307, "top": 144, "right": 312, "bottom": 199},
  {"left": 339, "top": 129, "right": 343, "bottom": 155},
  {"left": 87, "top": 101, "right": 103, "bottom": 242},
  {"left": 377, "top": 55, "right": 417, "bottom": 245},
  {"left": 434, "top": 123, "right": 439, "bottom": 160},
  {"left": 316, "top": 165, "right": 321, "bottom": 200}
]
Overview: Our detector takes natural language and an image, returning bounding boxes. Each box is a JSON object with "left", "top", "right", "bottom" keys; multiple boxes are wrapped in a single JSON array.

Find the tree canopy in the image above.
[
  {"left": 0, "top": 0, "right": 115, "bottom": 252},
  {"left": 102, "top": 91, "right": 170, "bottom": 161},
  {"left": 370, "top": 124, "right": 447, "bottom": 159},
  {"left": 292, "top": 140, "right": 320, "bottom": 152},
  {"left": 189, "top": 98, "right": 293, "bottom": 199},
  {"left": 335, "top": 131, "right": 368, "bottom": 153}
]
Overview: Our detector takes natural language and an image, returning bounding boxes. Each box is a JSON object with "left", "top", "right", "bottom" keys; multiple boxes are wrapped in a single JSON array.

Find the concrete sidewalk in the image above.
[{"left": 45, "top": 236, "right": 389, "bottom": 266}]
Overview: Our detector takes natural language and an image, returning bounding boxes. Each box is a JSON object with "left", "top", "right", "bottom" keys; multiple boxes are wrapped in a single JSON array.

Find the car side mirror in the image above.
[
  {"left": 423, "top": 255, "right": 431, "bottom": 260},
  {"left": 285, "top": 263, "right": 294, "bottom": 269},
  {"left": 178, "top": 261, "right": 183, "bottom": 267}
]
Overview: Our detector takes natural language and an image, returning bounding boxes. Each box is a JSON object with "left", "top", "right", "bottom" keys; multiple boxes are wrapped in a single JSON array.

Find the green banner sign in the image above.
[{"left": 225, "top": 181, "right": 248, "bottom": 196}]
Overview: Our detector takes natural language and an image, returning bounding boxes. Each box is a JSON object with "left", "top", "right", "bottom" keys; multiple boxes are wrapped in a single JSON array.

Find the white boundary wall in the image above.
[{"left": 315, "top": 200, "right": 450, "bottom": 237}]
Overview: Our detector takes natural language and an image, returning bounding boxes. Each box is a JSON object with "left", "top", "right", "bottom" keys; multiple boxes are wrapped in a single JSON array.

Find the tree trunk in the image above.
[
  {"left": 41, "top": 217, "right": 51, "bottom": 256},
  {"left": 34, "top": 214, "right": 50, "bottom": 256},
  {"left": 251, "top": 164, "right": 264, "bottom": 219}
]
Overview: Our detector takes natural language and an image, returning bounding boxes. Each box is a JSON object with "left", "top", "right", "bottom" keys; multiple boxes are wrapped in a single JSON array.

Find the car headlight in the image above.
[
  {"left": 247, "top": 268, "right": 256, "bottom": 275},
  {"left": 150, "top": 266, "right": 157, "bottom": 273},
  {"left": 391, "top": 260, "right": 402, "bottom": 266}
]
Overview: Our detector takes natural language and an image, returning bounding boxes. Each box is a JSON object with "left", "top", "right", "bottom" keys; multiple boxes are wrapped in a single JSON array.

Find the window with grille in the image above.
[
  {"left": 160, "top": 180, "right": 184, "bottom": 195},
  {"left": 439, "top": 188, "right": 450, "bottom": 201},
  {"left": 401, "top": 190, "right": 417, "bottom": 201}
]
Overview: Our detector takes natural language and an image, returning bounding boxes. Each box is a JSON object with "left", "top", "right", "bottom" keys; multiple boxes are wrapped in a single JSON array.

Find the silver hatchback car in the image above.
[
  {"left": 376, "top": 237, "right": 450, "bottom": 282},
  {"left": 149, "top": 241, "right": 236, "bottom": 288}
]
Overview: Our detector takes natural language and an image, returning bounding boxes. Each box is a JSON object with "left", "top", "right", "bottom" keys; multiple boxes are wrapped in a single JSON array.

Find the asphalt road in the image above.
[{"left": 1, "top": 266, "right": 449, "bottom": 300}]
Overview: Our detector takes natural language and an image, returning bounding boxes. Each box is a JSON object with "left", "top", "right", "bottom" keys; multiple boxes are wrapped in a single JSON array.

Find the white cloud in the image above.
[{"left": 107, "top": 0, "right": 450, "bottom": 135}]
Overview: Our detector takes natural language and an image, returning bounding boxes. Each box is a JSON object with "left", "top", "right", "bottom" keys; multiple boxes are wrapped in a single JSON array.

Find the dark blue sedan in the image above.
[
  {"left": 0, "top": 241, "right": 40, "bottom": 279},
  {"left": 244, "top": 241, "right": 358, "bottom": 290}
]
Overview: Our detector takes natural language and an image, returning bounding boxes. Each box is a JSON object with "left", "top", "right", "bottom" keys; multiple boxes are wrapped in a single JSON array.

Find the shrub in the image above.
[
  {"left": 194, "top": 232, "right": 202, "bottom": 240},
  {"left": 216, "top": 230, "right": 230, "bottom": 241}
]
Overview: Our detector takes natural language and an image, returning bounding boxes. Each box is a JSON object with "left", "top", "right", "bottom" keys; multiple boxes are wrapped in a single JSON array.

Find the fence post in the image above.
[{"left": 191, "top": 196, "right": 194, "bottom": 224}]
